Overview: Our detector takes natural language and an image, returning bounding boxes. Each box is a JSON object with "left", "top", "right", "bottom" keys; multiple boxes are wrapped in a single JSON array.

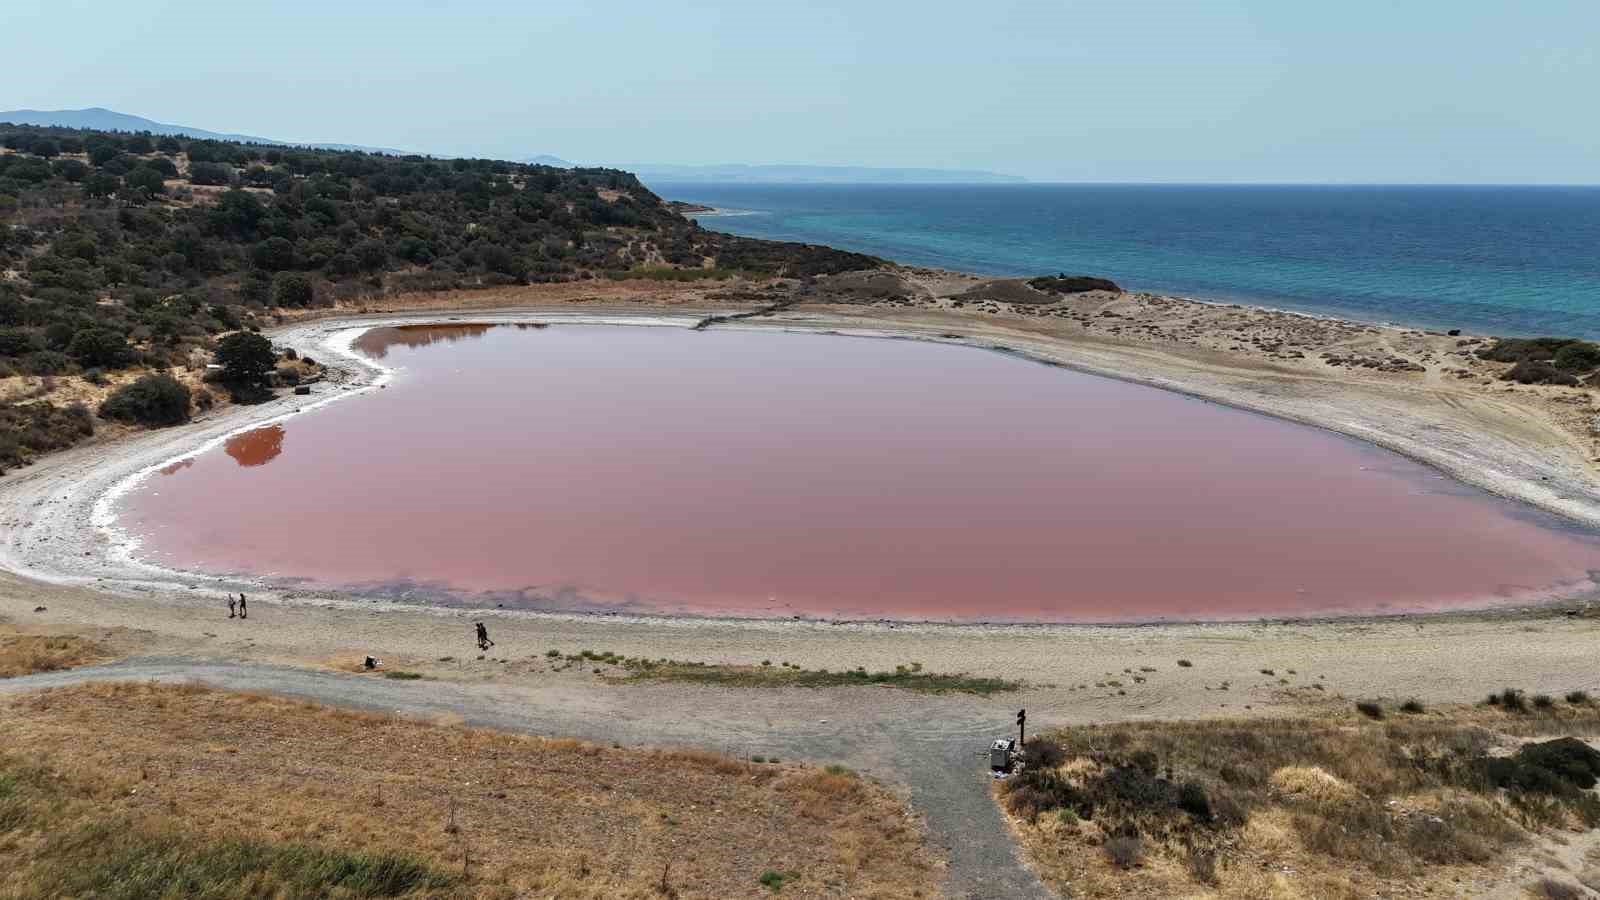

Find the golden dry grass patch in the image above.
[
  {"left": 0, "top": 629, "right": 111, "bottom": 678},
  {"left": 0, "top": 681, "right": 939, "bottom": 898}
]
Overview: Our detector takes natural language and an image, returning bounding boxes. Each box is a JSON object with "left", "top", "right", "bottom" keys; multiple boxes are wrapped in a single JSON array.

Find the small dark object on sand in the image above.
[
  {"left": 33, "top": 605, "right": 46, "bottom": 613},
  {"left": 363, "top": 656, "right": 379, "bottom": 670}
]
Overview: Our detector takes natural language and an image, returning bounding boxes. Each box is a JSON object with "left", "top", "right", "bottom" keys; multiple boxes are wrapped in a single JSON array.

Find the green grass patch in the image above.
[
  {"left": 33, "top": 823, "right": 454, "bottom": 899},
  {"left": 382, "top": 671, "right": 425, "bottom": 681},
  {"left": 614, "top": 657, "right": 1021, "bottom": 695},
  {"left": 758, "top": 869, "right": 800, "bottom": 893}
]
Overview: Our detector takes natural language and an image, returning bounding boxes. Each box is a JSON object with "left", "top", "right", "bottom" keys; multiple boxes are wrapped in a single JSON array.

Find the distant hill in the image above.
[
  {"left": 524, "top": 154, "right": 576, "bottom": 168},
  {"left": 0, "top": 107, "right": 414, "bottom": 156},
  {"left": 620, "top": 163, "right": 1027, "bottom": 185}
]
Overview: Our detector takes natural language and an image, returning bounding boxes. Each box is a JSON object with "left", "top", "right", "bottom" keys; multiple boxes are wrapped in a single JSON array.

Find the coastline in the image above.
[{"left": 4, "top": 289, "right": 1600, "bottom": 632}]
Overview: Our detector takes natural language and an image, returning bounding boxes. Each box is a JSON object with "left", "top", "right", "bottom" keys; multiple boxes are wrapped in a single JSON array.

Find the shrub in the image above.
[
  {"left": 1399, "top": 699, "right": 1425, "bottom": 714},
  {"left": 99, "top": 374, "right": 191, "bottom": 427},
  {"left": 1503, "top": 359, "right": 1579, "bottom": 386},
  {"left": 1176, "top": 780, "right": 1212, "bottom": 820},
  {"left": 1481, "top": 737, "right": 1600, "bottom": 796},
  {"left": 1479, "top": 337, "right": 1580, "bottom": 363},
  {"left": 1566, "top": 690, "right": 1590, "bottom": 705},
  {"left": 1176, "top": 659, "right": 1193, "bottom": 667},
  {"left": 757, "top": 870, "right": 798, "bottom": 893},
  {"left": 23, "top": 350, "right": 72, "bottom": 375},
  {"left": 1533, "top": 694, "right": 1555, "bottom": 710},
  {"left": 1554, "top": 342, "right": 1600, "bottom": 371},
  {"left": 1490, "top": 688, "right": 1528, "bottom": 712},
  {"left": 1028, "top": 274, "right": 1122, "bottom": 295},
  {"left": 1104, "top": 834, "right": 1144, "bottom": 869}
]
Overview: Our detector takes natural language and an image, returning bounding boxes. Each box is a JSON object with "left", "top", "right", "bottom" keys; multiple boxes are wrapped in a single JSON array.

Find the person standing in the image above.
[
  {"left": 475, "top": 622, "right": 493, "bottom": 651},
  {"left": 227, "top": 596, "right": 236, "bottom": 618},
  {"left": 239, "top": 593, "right": 248, "bottom": 620}
]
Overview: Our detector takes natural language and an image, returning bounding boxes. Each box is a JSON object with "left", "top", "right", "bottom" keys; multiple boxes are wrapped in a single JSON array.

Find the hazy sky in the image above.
[{"left": 5, "top": 0, "right": 1597, "bottom": 182}]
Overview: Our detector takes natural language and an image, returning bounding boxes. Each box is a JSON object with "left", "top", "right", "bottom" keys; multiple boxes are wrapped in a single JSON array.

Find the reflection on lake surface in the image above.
[
  {"left": 117, "top": 324, "right": 1600, "bottom": 622},
  {"left": 225, "top": 425, "right": 285, "bottom": 468}
]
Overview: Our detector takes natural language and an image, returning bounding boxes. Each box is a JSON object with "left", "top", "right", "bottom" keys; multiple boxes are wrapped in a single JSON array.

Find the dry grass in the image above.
[
  {"left": 0, "top": 630, "right": 109, "bottom": 678},
  {"left": 0, "top": 682, "right": 938, "bottom": 898},
  {"left": 998, "top": 703, "right": 1600, "bottom": 899}
]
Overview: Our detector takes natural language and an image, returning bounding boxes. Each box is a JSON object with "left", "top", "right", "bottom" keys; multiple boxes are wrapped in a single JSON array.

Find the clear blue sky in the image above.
[{"left": 5, "top": 0, "right": 1597, "bottom": 182}]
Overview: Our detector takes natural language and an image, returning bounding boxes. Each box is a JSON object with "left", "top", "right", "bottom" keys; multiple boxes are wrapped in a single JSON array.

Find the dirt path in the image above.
[{"left": 0, "top": 657, "right": 1054, "bottom": 900}]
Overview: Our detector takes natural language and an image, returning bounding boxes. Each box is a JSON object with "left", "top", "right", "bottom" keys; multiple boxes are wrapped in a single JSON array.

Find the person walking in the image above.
[
  {"left": 227, "top": 596, "right": 236, "bottom": 618},
  {"left": 239, "top": 593, "right": 248, "bottom": 620},
  {"left": 475, "top": 622, "right": 493, "bottom": 651}
]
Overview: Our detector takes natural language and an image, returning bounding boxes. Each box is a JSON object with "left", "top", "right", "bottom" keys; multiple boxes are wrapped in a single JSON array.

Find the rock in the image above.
[{"left": 293, "top": 385, "right": 311, "bottom": 395}]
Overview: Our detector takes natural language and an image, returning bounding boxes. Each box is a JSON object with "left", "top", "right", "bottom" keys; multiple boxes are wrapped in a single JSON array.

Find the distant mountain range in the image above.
[
  {"left": 0, "top": 107, "right": 414, "bottom": 155},
  {"left": 525, "top": 158, "right": 1026, "bottom": 185},
  {"left": 0, "top": 107, "right": 1024, "bottom": 183}
]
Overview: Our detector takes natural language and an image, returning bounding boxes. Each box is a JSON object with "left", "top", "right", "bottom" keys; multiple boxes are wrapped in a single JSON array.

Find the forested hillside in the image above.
[{"left": 0, "top": 123, "right": 877, "bottom": 471}]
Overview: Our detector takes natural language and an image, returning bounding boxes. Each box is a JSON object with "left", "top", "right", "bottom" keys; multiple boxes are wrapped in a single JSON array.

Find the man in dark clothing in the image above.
[
  {"left": 239, "top": 593, "right": 247, "bottom": 620},
  {"left": 475, "top": 622, "right": 493, "bottom": 651}
]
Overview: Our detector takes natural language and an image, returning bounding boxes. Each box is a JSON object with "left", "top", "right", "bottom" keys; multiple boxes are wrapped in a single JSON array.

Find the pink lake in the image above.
[{"left": 117, "top": 323, "right": 1600, "bottom": 622}]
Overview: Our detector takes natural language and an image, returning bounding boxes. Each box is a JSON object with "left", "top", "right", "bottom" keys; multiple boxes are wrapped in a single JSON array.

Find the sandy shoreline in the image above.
[{"left": 4, "top": 287, "right": 1600, "bottom": 630}]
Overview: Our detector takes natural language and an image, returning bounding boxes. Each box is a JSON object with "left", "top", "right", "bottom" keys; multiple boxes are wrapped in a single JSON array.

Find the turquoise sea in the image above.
[{"left": 652, "top": 184, "right": 1600, "bottom": 338}]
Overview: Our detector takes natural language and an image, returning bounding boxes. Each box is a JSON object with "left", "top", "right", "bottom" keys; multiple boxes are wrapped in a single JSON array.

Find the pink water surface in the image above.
[{"left": 118, "top": 324, "right": 1600, "bottom": 622}]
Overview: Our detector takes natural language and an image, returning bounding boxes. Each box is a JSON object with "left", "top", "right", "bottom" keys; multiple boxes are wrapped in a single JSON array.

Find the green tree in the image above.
[
  {"left": 99, "top": 373, "right": 191, "bottom": 426},
  {"left": 272, "top": 272, "right": 315, "bottom": 307},
  {"left": 124, "top": 167, "right": 167, "bottom": 199},
  {"left": 214, "top": 331, "right": 276, "bottom": 385},
  {"left": 189, "top": 161, "right": 232, "bottom": 186},
  {"left": 87, "top": 142, "right": 120, "bottom": 166},
  {"left": 251, "top": 236, "right": 296, "bottom": 271},
  {"left": 83, "top": 172, "right": 119, "bottom": 199},
  {"left": 51, "top": 159, "right": 89, "bottom": 182},
  {"left": 67, "top": 327, "right": 133, "bottom": 368}
]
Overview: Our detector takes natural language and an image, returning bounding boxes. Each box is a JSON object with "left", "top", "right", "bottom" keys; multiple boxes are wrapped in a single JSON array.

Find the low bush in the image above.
[
  {"left": 98, "top": 373, "right": 191, "bottom": 427},
  {"left": 1027, "top": 273, "right": 1123, "bottom": 295},
  {"left": 1503, "top": 359, "right": 1579, "bottom": 386},
  {"left": 1479, "top": 337, "right": 1586, "bottom": 364},
  {"left": 1400, "top": 699, "right": 1426, "bottom": 714},
  {"left": 0, "top": 401, "right": 95, "bottom": 473},
  {"left": 1487, "top": 687, "right": 1528, "bottom": 712},
  {"left": 1103, "top": 834, "right": 1144, "bottom": 869},
  {"left": 1356, "top": 701, "right": 1385, "bottom": 720}
]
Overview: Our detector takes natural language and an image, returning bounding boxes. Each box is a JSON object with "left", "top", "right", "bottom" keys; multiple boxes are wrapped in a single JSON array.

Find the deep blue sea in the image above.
[{"left": 651, "top": 183, "right": 1600, "bottom": 339}]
